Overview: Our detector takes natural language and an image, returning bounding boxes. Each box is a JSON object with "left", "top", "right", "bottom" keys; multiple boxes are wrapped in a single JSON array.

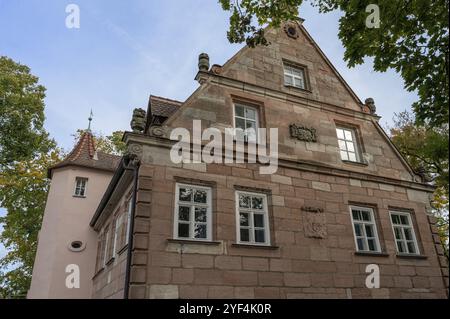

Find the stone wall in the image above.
[
  {"left": 92, "top": 190, "right": 131, "bottom": 299},
  {"left": 127, "top": 162, "right": 447, "bottom": 299}
]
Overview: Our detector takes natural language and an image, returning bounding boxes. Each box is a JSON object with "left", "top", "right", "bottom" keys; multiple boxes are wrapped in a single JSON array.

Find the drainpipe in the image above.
[{"left": 123, "top": 154, "right": 140, "bottom": 299}]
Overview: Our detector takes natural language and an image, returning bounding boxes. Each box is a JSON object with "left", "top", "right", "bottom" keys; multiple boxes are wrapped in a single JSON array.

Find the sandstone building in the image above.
[{"left": 29, "top": 20, "right": 448, "bottom": 299}]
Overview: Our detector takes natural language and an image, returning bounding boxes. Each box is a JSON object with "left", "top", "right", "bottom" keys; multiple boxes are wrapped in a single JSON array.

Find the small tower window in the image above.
[{"left": 74, "top": 177, "right": 88, "bottom": 197}]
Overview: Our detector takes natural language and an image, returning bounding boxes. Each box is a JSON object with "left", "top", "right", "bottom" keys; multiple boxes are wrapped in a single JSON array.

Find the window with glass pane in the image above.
[
  {"left": 350, "top": 206, "right": 381, "bottom": 252},
  {"left": 74, "top": 177, "right": 88, "bottom": 197},
  {"left": 236, "top": 191, "right": 270, "bottom": 245},
  {"left": 336, "top": 127, "right": 360, "bottom": 162},
  {"left": 284, "top": 64, "right": 307, "bottom": 89},
  {"left": 234, "top": 103, "right": 259, "bottom": 143},
  {"left": 390, "top": 212, "right": 419, "bottom": 255},
  {"left": 174, "top": 184, "right": 211, "bottom": 241}
]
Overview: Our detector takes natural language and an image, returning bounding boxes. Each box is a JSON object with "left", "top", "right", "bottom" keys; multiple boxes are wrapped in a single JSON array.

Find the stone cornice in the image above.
[{"left": 124, "top": 132, "right": 434, "bottom": 193}]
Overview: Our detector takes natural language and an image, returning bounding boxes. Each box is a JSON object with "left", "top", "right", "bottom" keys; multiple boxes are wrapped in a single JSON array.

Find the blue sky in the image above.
[{"left": 0, "top": 1, "right": 417, "bottom": 261}]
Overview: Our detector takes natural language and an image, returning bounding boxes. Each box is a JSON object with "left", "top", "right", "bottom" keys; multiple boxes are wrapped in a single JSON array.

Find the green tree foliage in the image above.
[
  {"left": 390, "top": 111, "right": 449, "bottom": 258},
  {"left": 72, "top": 129, "right": 126, "bottom": 156},
  {"left": 0, "top": 55, "right": 58, "bottom": 298},
  {"left": 219, "top": 0, "right": 449, "bottom": 127},
  {"left": 0, "top": 56, "right": 52, "bottom": 168},
  {"left": 0, "top": 146, "right": 61, "bottom": 298}
]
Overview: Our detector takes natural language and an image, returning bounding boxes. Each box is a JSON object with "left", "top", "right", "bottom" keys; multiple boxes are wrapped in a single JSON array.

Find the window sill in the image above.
[
  {"left": 232, "top": 243, "right": 279, "bottom": 250},
  {"left": 355, "top": 251, "right": 389, "bottom": 257},
  {"left": 117, "top": 245, "right": 128, "bottom": 256},
  {"left": 73, "top": 195, "right": 86, "bottom": 198},
  {"left": 105, "top": 257, "right": 115, "bottom": 266},
  {"left": 284, "top": 84, "right": 312, "bottom": 94},
  {"left": 342, "top": 160, "right": 368, "bottom": 167},
  {"left": 167, "top": 239, "right": 221, "bottom": 245},
  {"left": 396, "top": 254, "right": 427, "bottom": 260}
]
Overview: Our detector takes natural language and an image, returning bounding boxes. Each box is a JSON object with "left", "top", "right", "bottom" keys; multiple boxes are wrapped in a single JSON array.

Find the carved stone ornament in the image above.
[
  {"left": 364, "top": 97, "right": 377, "bottom": 115},
  {"left": 302, "top": 206, "right": 327, "bottom": 239},
  {"left": 284, "top": 22, "right": 300, "bottom": 39},
  {"left": 127, "top": 143, "right": 143, "bottom": 157},
  {"left": 211, "top": 64, "right": 223, "bottom": 75},
  {"left": 148, "top": 125, "right": 167, "bottom": 138},
  {"left": 130, "top": 108, "right": 146, "bottom": 133},
  {"left": 198, "top": 53, "right": 210, "bottom": 72},
  {"left": 290, "top": 124, "right": 317, "bottom": 143}
]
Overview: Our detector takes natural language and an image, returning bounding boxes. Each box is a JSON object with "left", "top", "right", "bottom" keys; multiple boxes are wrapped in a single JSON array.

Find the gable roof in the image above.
[
  {"left": 145, "top": 95, "right": 183, "bottom": 131},
  {"left": 219, "top": 20, "right": 364, "bottom": 107},
  {"left": 48, "top": 130, "right": 121, "bottom": 178},
  {"left": 149, "top": 95, "right": 182, "bottom": 117}
]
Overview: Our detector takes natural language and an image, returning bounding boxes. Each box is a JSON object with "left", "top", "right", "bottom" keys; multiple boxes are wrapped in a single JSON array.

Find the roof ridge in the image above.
[{"left": 150, "top": 95, "right": 183, "bottom": 105}]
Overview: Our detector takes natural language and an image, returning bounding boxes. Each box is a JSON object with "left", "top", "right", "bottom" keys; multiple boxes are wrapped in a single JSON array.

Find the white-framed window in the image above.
[
  {"left": 390, "top": 211, "right": 420, "bottom": 255},
  {"left": 103, "top": 227, "right": 110, "bottom": 266},
  {"left": 336, "top": 127, "right": 360, "bottom": 162},
  {"left": 235, "top": 191, "right": 270, "bottom": 245},
  {"left": 113, "top": 214, "right": 123, "bottom": 257},
  {"left": 74, "top": 177, "right": 88, "bottom": 197},
  {"left": 233, "top": 103, "right": 259, "bottom": 143},
  {"left": 349, "top": 206, "right": 381, "bottom": 252},
  {"left": 173, "top": 183, "right": 212, "bottom": 241},
  {"left": 284, "top": 63, "right": 307, "bottom": 90}
]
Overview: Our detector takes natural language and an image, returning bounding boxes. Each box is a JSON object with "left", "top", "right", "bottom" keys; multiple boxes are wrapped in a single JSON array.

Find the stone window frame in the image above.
[
  {"left": 124, "top": 191, "right": 133, "bottom": 246},
  {"left": 102, "top": 224, "right": 111, "bottom": 267},
  {"left": 349, "top": 205, "right": 382, "bottom": 253},
  {"left": 389, "top": 210, "right": 421, "bottom": 256},
  {"left": 74, "top": 177, "right": 88, "bottom": 197},
  {"left": 94, "top": 232, "right": 104, "bottom": 273},
  {"left": 112, "top": 211, "right": 124, "bottom": 259},
  {"left": 173, "top": 182, "right": 213, "bottom": 242},
  {"left": 282, "top": 60, "right": 311, "bottom": 92},
  {"left": 235, "top": 190, "right": 271, "bottom": 246}
]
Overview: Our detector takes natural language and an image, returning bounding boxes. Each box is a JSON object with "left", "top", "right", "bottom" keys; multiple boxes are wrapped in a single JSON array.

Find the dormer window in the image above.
[
  {"left": 284, "top": 63, "right": 308, "bottom": 90},
  {"left": 74, "top": 177, "right": 88, "bottom": 197}
]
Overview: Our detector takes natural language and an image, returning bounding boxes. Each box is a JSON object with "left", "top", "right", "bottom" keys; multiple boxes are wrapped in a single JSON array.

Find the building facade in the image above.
[
  {"left": 28, "top": 131, "right": 120, "bottom": 298},
  {"left": 31, "top": 20, "right": 448, "bottom": 299}
]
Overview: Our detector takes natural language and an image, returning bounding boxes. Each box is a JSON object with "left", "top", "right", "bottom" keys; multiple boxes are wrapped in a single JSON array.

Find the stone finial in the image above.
[
  {"left": 130, "top": 108, "right": 146, "bottom": 133},
  {"left": 198, "top": 53, "right": 210, "bottom": 72},
  {"left": 365, "top": 97, "right": 376, "bottom": 115}
]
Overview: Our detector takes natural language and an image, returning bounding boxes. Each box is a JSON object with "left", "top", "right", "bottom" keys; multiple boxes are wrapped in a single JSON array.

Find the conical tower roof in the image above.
[{"left": 48, "top": 130, "right": 121, "bottom": 178}]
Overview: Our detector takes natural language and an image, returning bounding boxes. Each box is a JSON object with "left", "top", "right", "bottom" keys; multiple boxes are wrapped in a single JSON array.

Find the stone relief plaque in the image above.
[
  {"left": 290, "top": 124, "right": 317, "bottom": 143},
  {"left": 301, "top": 206, "right": 327, "bottom": 239}
]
